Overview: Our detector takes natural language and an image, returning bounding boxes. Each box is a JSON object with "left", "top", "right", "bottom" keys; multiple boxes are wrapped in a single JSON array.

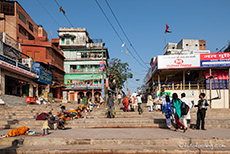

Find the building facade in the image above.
[
  {"left": 163, "top": 39, "right": 210, "bottom": 55},
  {"left": 0, "top": 32, "right": 38, "bottom": 97},
  {"left": 20, "top": 32, "right": 65, "bottom": 99},
  {"left": 0, "top": 1, "right": 65, "bottom": 99},
  {"left": 145, "top": 39, "right": 230, "bottom": 109},
  {"left": 0, "top": 0, "right": 39, "bottom": 42},
  {"left": 58, "top": 27, "right": 109, "bottom": 102}
]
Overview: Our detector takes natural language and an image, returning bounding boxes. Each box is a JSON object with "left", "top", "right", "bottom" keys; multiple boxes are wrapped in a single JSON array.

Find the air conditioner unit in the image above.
[{"left": 22, "top": 58, "right": 33, "bottom": 68}]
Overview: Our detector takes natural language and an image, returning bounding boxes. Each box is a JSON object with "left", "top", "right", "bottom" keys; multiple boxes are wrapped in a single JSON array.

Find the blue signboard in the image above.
[
  {"left": 33, "top": 62, "right": 52, "bottom": 85},
  {"left": 101, "top": 79, "right": 105, "bottom": 98}
]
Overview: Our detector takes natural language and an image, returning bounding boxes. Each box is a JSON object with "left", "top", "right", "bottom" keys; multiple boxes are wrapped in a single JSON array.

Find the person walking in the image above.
[
  {"left": 106, "top": 93, "right": 115, "bottom": 118},
  {"left": 118, "top": 92, "right": 122, "bottom": 105},
  {"left": 195, "top": 93, "right": 209, "bottom": 130},
  {"left": 181, "top": 93, "right": 193, "bottom": 128},
  {"left": 172, "top": 93, "right": 187, "bottom": 132},
  {"left": 136, "top": 94, "right": 143, "bottom": 115},
  {"left": 147, "top": 93, "right": 154, "bottom": 112},
  {"left": 162, "top": 95, "right": 172, "bottom": 128}
]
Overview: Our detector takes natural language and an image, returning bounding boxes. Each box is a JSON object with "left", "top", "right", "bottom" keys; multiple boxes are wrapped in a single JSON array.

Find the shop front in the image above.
[
  {"left": 32, "top": 62, "right": 52, "bottom": 100},
  {"left": 145, "top": 53, "right": 230, "bottom": 108}
]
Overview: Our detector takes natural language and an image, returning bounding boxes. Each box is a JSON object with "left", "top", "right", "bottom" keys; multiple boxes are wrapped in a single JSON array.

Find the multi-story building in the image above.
[
  {"left": 20, "top": 27, "right": 65, "bottom": 99},
  {"left": 0, "top": 0, "right": 38, "bottom": 42},
  {"left": 0, "top": 32, "right": 39, "bottom": 98},
  {"left": 0, "top": 1, "right": 65, "bottom": 99},
  {"left": 58, "top": 27, "right": 109, "bottom": 102},
  {"left": 164, "top": 39, "right": 210, "bottom": 55}
]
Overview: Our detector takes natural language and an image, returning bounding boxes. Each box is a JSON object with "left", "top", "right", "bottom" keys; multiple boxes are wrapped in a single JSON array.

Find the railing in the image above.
[
  {"left": 155, "top": 81, "right": 205, "bottom": 91},
  {"left": 86, "top": 43, "right": 103, "bottom": 48}
]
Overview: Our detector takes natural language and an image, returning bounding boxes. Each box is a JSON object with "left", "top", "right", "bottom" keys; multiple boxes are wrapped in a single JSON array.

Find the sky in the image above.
[{"left": 19, "top": 0, "right": 230, "bottom": 93}]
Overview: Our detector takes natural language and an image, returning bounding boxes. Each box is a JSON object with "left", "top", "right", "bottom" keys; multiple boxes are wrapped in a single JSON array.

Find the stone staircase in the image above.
[
  {"left": 0, "top": 95, "right": 26, "bottom": 107},
  {"left": 0, "top": 101, "right": 229, "bottom": 153}
]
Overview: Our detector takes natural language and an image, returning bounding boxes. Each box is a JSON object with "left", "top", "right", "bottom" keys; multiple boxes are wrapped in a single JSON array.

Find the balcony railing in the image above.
[{"left": 86, "top": 43, "right": 103, "bottom": 48}]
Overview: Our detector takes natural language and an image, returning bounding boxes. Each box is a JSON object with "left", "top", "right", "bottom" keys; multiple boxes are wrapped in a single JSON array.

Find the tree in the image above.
[{"left": 107, "top": 58, "right": 133, "bottom": 91}]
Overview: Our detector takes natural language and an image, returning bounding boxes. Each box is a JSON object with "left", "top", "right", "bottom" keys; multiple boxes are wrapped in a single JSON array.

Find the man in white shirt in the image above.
[
  {"left": 136, "top": 93, "right": 143, "bottom": 115},
  {"left": 181, "top": 93, "right": 193, "bottom": 128}
]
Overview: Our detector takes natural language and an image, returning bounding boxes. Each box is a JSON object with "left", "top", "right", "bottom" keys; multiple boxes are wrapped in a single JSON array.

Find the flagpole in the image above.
[{"left": 164, "top": 33, "right": 166, "bottom": 46}]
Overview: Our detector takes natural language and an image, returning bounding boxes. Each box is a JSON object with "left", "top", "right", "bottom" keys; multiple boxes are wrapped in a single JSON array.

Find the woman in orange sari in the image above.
[{"left": 122, "top": 95, "right": 129, "bottom": 112}]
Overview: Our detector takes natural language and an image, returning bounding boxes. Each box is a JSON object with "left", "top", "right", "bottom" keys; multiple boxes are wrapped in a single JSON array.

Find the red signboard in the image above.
[
  {"left": 26, "top": 97, "right": 36, "bottom": 104},
  {"left": 200, "top": 53, "right": 230, "bottom": 61}
]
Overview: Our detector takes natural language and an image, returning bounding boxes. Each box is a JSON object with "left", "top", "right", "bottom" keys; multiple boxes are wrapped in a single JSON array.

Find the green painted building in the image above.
[{"left": 58, "top": 28, "right": 109, "bottom": 102}]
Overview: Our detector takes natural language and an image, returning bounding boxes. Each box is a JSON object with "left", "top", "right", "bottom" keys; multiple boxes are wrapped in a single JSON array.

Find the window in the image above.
[
  {"left": 70, "top": 65, "right": 77, "bottom": 70},
  {"left": 81, "top": 65, "right": 85, "bottom": 69},
  {"left": 61, "top": 38, "right": 65, "bottom": 44},
  {"left": 0, "top": 2, "right": 15, "bottom": 15},
  {"left": 29, "top": 22, "right": 33, "bottom": 32},
  {"left": 28, "top": 34, "right": 34, "bottom": 40},
  {"left": 66, "top": 37, "right": 70, "bottom": 45},
  {"left": 71, "top": 38, "right": 74, "bottom": 44},
  {"left": 172, "top": 47, "right": 175, "bottom": 49},
  {"left": 26, "top": 51, "right": 32, "bottom": 57},
  {"left": 19, "top": 12, "right": 26, "bottom": 25},
  {"left": 203, "top": 44, "right": 206, "bottom": 46},
  {"left": 19, "top": 26, "right": 26, "bottom": 36},
  {"left": 34, "top": 51, "right": 40, "bottom": 60},
  {"left": 195, "top": 44, "right": 198, "bottom": 46},
  {"left": 186, "top": 44, "right": 188, "bottom": 46}
]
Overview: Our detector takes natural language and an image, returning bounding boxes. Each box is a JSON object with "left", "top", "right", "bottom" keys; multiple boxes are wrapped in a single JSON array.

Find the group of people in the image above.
[{"left": 161, "top": 92, "right": 209, "bottom": 132}]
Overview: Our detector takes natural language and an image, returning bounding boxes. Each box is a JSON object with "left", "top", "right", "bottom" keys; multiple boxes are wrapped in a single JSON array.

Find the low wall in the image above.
[{"left": 160, "top": 89, "right": 229, "bottom": 109}]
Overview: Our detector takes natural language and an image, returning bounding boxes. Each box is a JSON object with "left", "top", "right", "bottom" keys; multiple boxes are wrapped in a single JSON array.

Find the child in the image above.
[
  {"left": 162, "top": 95, "right": 172, "bottom": 128},
  {"left": 195, "top": 93, "right": 209, "bottom": 130}
]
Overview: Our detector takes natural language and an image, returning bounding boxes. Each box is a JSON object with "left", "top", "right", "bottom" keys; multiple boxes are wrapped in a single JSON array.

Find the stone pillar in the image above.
[
  {"left": 183, "top": 70, "right": 185, "bottom": 90},
  {"left": 209, "top": 69, "right": 212, "bottom": 108},
  {"left": 158, "top": 73, "right": 161, "bottom": 92},
  {"left": 1, "top": 71, "right": 5, "bottom": 95},
  {"left": 29, "top": 84, "right": 33, "bottom": 97}
]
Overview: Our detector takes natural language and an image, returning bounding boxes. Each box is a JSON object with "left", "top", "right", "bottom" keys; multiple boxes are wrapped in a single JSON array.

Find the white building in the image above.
[{"left": 164, "top": 39, "right": 210, "bottom": 55}]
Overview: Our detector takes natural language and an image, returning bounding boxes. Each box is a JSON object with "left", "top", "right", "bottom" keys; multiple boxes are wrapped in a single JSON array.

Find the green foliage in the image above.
[{"left": 107, "top": 58, "right": 133, "bottom": 90}]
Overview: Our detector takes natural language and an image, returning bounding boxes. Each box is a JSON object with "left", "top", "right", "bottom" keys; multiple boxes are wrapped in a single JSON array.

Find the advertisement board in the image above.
[
  {"left": 200, "top": 53, "right": 230, "bottom": 68},
  {"left": 205, "top": 70, "right": 229, "bottom": 89},
  {"left": 158, "top": 55, "right": 200, "bottom": 69},
  {"left": 33, "top": 62, "right": 52, "bottom": 85}
]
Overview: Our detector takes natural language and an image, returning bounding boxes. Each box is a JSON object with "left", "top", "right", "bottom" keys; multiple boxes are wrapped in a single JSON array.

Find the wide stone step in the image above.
[
  {"left": 0, "top": 145, "right": 229, "bottom": 154},
  {"left": 0, "top": 136, "right": 229, "bottom": 147},
  {"left": 2, "top": 118, "right": 230, "bottom": 129}
]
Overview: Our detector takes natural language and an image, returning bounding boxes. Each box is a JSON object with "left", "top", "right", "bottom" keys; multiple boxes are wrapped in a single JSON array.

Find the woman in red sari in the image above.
[{"left": 122, "top": 95, "right": 129, "bottom": 112}]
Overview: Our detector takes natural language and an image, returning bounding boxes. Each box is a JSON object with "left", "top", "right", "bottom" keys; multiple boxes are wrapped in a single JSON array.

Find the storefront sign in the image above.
[
  {"left": 99, "top": 61, "right": 105, "bottom": 70},
  {"left": 72, "top": 84, "right": 102, "bottom": 88},
  {"left": 0, "top": 60, "right": 38, "bottom": 78},
  {"left": 205, "top": 70, "right": 229, "bottom": 89},
  {"left": 33, "top": 62, "right": 52, "bottom": 85},
  {"left": 102, "top": 79, "right": 105, "bottom": 98},
  {"left": 26, "top": 97, "right": 36, "bottom": 104},
  {"left": 158, "top": 55, "right": 200, "bottom": 69},
  {"left": 200, "top": 53, "right": 230, "bottom": 67}
]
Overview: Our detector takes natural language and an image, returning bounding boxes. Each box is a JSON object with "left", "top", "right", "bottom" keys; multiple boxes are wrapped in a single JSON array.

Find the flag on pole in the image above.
[
  {"left": 121, "top": 42, "right": 125, "bottom": 47},
  {"left": 126, "top": 50, "right": 129, "bottom": 56},
  {"left": 165, "top": 24, "right": 172, "bottom": 33}
]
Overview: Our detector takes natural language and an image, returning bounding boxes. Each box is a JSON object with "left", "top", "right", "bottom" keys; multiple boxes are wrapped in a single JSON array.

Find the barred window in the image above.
[{"left": 19, "top": 12, "right": 26, "bottom": 25}]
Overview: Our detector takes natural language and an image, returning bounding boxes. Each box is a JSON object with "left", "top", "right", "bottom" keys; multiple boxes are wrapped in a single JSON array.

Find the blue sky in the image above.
[{"left": 19, "top": 0, "right": 230, "bottom": 93}]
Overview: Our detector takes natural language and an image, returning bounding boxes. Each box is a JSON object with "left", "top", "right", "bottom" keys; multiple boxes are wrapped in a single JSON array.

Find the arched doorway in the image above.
[
  {"left": 86, "top": 92, "right": 92, "bottom": 99},
  {"left": 94, "top": 91, "right": 101, "bottom": 103}
]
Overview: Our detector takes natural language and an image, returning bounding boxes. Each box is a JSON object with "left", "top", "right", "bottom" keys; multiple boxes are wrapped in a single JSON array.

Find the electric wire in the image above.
[
  {"left": 36, "top": 0, "right": 61, "bottom": 27},
  {"left": 105, "top": 0, "right": 149, "bottom": 69},
  {"left": 54, "top": 0, "right": 74, "bottom": 27},
  {"left": 95, "top": 0, "right": 147, "bottom": 69}
]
